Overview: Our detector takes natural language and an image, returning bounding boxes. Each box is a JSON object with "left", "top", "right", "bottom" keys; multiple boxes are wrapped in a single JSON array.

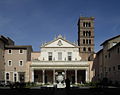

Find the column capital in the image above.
[
  {"left": 64, "top": 69, "right": 67, "bottom": 71},
  {"left": 42, "top": 69, "right": 45, "bottom": 72},
  {"left": 31, "top": 68, "right": 34, "bottom": 71}
]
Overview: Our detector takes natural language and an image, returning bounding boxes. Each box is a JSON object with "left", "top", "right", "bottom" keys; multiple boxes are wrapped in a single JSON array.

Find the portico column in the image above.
[
  {"left": 53, "top": 69, "right": 55, "bottom": 84},
  {"left": 64, "top": 69, "right": 67, "bottom": 79},
  {"left": 86, "top": 70, "right": 88, "bottom": 82},
  {"left": 32, "top": 69, "right": 34, "bottom": 82},
  {"left": 42, "top": 70, "right": 45, "bottom": 84},
  {"left": 75, "top": 70, "right": 77, "bottom": 84}
]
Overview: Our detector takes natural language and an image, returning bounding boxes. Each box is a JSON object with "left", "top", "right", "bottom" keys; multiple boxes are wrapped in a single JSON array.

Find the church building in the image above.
[
  {"left": 0, "top": 17, "right": 95, "bottom": 86},
  {"left": 29, "top": 17, "right": 95, "bottom": 85}
]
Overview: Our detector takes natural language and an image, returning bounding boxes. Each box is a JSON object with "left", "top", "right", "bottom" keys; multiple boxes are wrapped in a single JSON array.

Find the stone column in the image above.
[
  {"left": 75, "top": 70, "right": 77, "bottom": 84},
  {"left": 32, "top": 70, "right": 34, "bottom": 82},
  {"left": 42, "top": 70, "right": 45, "bottom": 84},
  {"left": 53, "top": 69, "right": 55, "bottom": 84},
  {"left": 86, "top": 70, "right": 88, "bottom": 82},
  {"left": 64, "top": 69, "right": 67, "bottom": 79}
]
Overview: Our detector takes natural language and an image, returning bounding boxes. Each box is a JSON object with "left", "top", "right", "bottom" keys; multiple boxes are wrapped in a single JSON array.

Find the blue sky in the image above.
[{"left": 0, "top": 0, "right": 120, "bottom": 52}]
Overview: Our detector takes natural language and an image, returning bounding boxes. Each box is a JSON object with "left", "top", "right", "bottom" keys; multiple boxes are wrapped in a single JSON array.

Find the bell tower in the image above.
[{"left": 78, "top": 17, "right": 95, "bottom": 61}]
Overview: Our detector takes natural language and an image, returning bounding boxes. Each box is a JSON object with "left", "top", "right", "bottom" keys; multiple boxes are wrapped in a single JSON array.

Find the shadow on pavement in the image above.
[{"left": 0, "top": 87, "right": 120, "bottom": 95}]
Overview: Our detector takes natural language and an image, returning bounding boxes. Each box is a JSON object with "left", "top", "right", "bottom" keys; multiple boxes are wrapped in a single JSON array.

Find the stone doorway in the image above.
[{"left": 18, "top": 72, "right": 25, "bottom": 82}]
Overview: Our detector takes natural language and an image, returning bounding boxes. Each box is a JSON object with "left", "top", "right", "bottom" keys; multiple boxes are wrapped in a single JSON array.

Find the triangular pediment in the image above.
[{"left": 41, "top": 37, "right": 77, "bottom": 48}]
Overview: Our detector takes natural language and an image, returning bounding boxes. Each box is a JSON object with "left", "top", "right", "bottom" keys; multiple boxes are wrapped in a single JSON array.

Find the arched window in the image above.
[
  {"left": 89, "top": 39, "right": 91, "bottom": 44},
  {"left": 88, "top": 47, "right": 91, "bottom": 52},
  {"left": 83, "top": 31, "right": 86, "bottom": 36},
  {"left": 83, "top": 39, "right": 85, "bottom": 44},
  {"left": 83, "top": 47, "right": 86, "bottom": 52},
  {"left": 86, "top": 39, "right": 88, "bottom": 44},
  {"left": 89, "top": 31, "right": 91, "bottom": 36},
  {"left": 83, "top": 22, "right": 86, "bottom": 27},
  {"left": 6, "top": 73, "right": 9, "bottom": 80},
  {"left": 86, "top": 31, "right": 89, "bottom": 36},
  {"left": 89, "top": 22, "right": 91, "bottom": 27}
]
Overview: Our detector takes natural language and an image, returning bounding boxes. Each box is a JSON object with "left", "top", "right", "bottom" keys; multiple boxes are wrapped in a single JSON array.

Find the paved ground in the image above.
[{"left": 0, "top": 87, "right": 120, "bottom": 95}]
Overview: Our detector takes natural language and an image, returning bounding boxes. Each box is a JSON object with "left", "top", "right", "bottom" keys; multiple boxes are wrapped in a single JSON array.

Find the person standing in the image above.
[{"left": 65, "top": 78, "right": 70, "bottom": 89}]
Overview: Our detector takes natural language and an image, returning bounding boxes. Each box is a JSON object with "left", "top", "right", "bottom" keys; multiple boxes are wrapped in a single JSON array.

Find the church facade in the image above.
[{"left": 30, "top": 35, "right": 92, "bottom": 84}]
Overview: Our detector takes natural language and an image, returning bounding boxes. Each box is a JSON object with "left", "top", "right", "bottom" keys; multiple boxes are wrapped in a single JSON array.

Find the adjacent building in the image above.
[
  {"left": 0, "top": 35, "right": 14, "bottom": 81},
  {"left": 4, "top": 45, "right": 33, "bottom": 82},
  {"left": 93, "top": 35, "right": 120, "bottom": 83}
]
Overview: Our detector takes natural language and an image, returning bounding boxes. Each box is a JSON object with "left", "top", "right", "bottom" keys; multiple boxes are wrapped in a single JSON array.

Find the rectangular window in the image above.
[
  {"left": 19, "top": 60, "right": 23, "bottom": 66},
  {"left": 8, "top": 60, "right": 12, "bottom": 66},
  {"left": 58, "top": 52, "right": 62, "bottom": 61},
  {"left": 48, "top": 52, "right": 52, "bottom": 61},
  {"left": 118, "top": 48, "right": 120, "bottom": 54},
  {"left": 118, "top": 65, "right": 120, "bottom": 70},
  {"left": 113, "top": 66, "right": 115, "bottom": 71},
  {"left": 109, "top": 67, "right": 111, "bottom": 72},
  {"left": 19, "top": 49, "right": 23, "bottom": 54},
  {"left": 68, "top": 52, "right": 72, "bottom": 61},
  {"left": 105, "top": 55, "right": 107, "bottom": 59},
  {"left": 8, "top": 49, "right": 12, "bottom": 54}
]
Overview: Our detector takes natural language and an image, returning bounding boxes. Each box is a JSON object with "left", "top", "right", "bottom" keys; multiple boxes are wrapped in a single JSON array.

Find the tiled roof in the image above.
[{"left": 100, "top": 35, "right": 120, "bottom": 46}]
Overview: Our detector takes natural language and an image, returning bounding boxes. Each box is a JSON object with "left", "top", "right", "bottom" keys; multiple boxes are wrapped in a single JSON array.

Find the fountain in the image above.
[{"left": 56, "top": 72, "right": 65, "bottom": 88}]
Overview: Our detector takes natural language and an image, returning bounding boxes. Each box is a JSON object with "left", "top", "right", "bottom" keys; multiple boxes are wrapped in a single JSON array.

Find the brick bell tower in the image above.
[{"left": 78, "top": 17, "right": 95, "bottom": 61}]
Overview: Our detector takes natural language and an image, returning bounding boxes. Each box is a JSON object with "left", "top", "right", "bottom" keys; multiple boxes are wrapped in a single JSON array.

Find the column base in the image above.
[{"left": 75, "top": 82, "right": 78, "bottom": 85}]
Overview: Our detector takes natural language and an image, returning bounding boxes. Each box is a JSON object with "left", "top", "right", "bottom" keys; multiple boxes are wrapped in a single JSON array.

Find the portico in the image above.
[{"left": 30, "top": 61, "right": 90, "bottom": 84}]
